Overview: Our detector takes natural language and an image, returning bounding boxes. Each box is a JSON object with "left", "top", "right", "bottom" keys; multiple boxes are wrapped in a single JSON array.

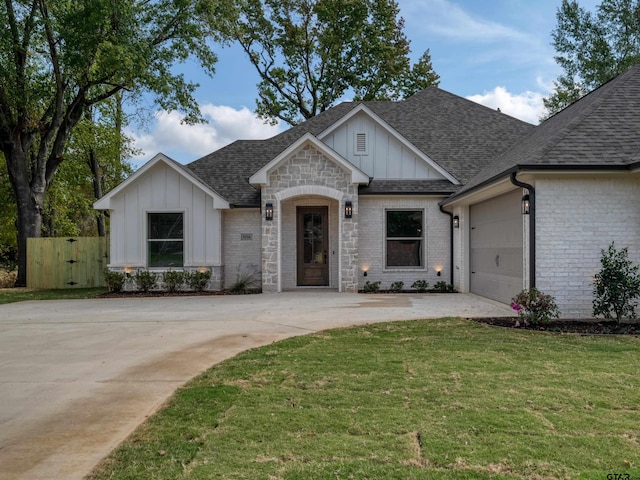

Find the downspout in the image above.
[
  {"left": 509, "top": 172, "right": 535, "bottom": 289},
  {"left": 438, "top": 205, "right": 454, "bottom": 285}
]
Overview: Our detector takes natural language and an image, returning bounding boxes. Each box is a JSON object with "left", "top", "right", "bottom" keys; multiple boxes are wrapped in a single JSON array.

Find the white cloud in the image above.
[
  {"left": 466, "top": 86, "right": 546, "bottom": 125},
  {"left": 402, "top": 0, "right": 529, "bottom": 43},
  {"left": 128, "top": 105, "right": 282, "bottom": 165}
]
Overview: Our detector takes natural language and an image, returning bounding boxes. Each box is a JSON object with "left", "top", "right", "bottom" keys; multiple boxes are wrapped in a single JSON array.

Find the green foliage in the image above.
[
  {"left": 227, "top": 266, "right": 260, "bottom": 294},
  {"left": 133, "top": 270, "right": 158, "bottom": 293},
  {"left": 104, "top": 269, "right": 126, "bottom": 293},
  {"left": 0, "top": 288, "right": 105, "bottom": 305},
  {"left": 411, "top": 280, "right": 429, "bottom": 292},
  {"left": 162, "top": 270, "right": 185, "bottom": 293},
  {"left": 1, "top": 0, "right": 233, "bottom": 285},
  {"left": 362, "top": 280, "right": 381, "bottom": 293},
  {"left": 434, "top": 281, "right": 456, "bottom": 292},
  {"left": 389, "top": 281, "right": 404, "bottom": 292},
  {"left": 187, "top": 270, "right": 212, "bottom": 292},
  {"left": 593, "top": 241, "right": 640, "bottom": 322},
  {"left": 230, "top": 0, "right": 439, "bottom": 125},
  {"left": 544, "top": 0, "right": 640, "bottom": 117},
  {"left": 511, "top": 288, "right": 560, "bottom": 326},
  {"left": 88, "top": 318, "right": 640, "bottom": 480}
]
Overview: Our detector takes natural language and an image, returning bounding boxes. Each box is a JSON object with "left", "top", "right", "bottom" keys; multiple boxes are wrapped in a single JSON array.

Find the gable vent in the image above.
[{"left": 354, "top": 132, "right": 368, "bottom": 155}]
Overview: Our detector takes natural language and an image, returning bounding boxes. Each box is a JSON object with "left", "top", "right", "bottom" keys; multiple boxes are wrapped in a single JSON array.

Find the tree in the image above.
[
  {"left": 543, "top": 0, "right": 640, "bottom": 117},
  {"left": 0, "top": 0, "right": 231, "bottom": 286},
  {"left": 229, "top": 0, "right": 439, "bottom": 126}
]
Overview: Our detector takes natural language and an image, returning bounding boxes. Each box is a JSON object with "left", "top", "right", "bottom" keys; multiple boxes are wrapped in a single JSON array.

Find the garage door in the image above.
[{"left": 470, "top": 190, "right": 523, "bottom": 304}]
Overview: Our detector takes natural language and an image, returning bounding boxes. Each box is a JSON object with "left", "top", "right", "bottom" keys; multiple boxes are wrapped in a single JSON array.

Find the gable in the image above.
[
  {"left": 319, "top": 106, "right": 456, "bottom": 183},
  {"left": 249, "top": 132, "right": 369, "bottom": 186},
  {"left": 94, "top": 153, "right": 229, "bottom": 210}
]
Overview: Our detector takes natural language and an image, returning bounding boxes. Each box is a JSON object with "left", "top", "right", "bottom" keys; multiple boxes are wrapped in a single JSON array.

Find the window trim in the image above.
[
  {"left": 384, "top": 208, "right": 425, "bottom": 270},
  {"left": 147, "top": 211, "right": 185, "bottom": 268}
]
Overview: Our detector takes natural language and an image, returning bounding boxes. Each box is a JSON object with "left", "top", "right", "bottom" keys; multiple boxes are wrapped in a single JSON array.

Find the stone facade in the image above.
[{"left": 261, "top": 146, "right": 359, "bottom": 292}]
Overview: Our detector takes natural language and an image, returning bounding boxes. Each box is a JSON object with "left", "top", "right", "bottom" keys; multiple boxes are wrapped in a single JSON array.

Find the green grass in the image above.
[
  {"left": 0, "top": 287, "right": 106, "bottom": 304},
  {"left": 88, "top": 318, "right": 640, "bottom": 480}
]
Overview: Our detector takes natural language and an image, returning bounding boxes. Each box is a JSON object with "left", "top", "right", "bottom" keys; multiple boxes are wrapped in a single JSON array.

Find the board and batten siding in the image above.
[
  {"left": 322, "top": 112, "right": 445, "bottom": 180},
  {"left": 108, "top": 162, "right": 222, "bottom": 268}
]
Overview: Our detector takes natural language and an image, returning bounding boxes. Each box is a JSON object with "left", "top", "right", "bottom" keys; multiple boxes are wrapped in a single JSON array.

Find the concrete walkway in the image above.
[{"left": 0, "top": 292, "right": 512, "bottom": 480}]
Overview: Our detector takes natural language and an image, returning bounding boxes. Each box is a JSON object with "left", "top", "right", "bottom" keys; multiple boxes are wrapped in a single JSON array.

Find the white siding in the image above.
[
  {"left": 536, "top": 174, "right": 640, "bottom": 318},
  {"left": 358, "top": 196, "right": 450, "bottom": 289},
  {"left": 323, "top": 112, "right": 444, "bottom": 180},
  {"left": 107, "top": 162, "right": 223, "bottom": 268}
]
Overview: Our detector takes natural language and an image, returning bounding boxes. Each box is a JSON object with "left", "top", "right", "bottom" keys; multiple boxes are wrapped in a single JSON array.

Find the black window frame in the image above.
[
  {"left": 147, "top": 212, "right": 184, "bottom": 268},
  {"left": 385, "top": 209, "right": 424, "bottom": 268}
]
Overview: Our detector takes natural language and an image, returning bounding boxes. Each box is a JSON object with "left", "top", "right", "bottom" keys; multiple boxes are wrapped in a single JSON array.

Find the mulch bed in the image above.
[
  {"left": 99, "top": 290, "right": 261, "bottom": 298},
  {"left": 473, "top": 317, "right": 640, "bottom": 335}
]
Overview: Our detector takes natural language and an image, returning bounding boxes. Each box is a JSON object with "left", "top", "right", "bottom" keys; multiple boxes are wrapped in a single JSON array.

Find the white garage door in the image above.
[{"left": 470, "top": 190, "right": 523, "bottom": 304}]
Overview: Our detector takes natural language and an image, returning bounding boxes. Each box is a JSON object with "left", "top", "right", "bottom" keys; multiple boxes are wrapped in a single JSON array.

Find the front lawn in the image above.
[
  {"left": 0, "top": 287, "right": 106, "bottom": 304},
  {"left": 89, "top": 317, "right": 640, "bottom": 480}
]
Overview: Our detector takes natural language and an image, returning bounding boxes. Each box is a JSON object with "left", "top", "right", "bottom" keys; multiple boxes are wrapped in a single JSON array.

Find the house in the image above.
[{"left": 94, "top": 64, "right": 640, "bottom": 318}]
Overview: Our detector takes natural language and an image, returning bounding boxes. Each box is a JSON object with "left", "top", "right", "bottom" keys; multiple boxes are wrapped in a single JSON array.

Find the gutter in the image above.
[
  {"left": 438, "top": 204, "right": 455, "bottom": 285},
  {"left": 509, "top": 172, "right": 535, "bottom": 289}
]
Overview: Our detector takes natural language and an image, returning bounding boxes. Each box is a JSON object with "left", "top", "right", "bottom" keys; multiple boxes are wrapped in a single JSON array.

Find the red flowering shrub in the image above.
[{"left": 511, "top": 288, "right": 560, "bottom": 326}]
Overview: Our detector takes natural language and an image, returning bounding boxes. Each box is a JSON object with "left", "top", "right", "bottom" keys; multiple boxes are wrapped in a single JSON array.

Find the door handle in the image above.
[{"left": 323, "top": 251, "right": 327, "bottom": 264}]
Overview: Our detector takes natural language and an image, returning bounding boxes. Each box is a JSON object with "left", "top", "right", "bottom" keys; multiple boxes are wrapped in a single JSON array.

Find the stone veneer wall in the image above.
[{"left": 261, "top": 145, "right": 359, "bottom": 292}]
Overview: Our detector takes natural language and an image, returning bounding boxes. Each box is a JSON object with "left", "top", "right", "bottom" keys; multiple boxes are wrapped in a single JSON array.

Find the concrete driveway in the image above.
[{"left": 0, "top": 291, "right": 512, "bottom": 480}]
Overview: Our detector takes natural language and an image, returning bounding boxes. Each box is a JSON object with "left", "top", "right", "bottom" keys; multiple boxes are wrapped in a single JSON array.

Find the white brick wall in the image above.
[
  {"left": 223, "top": 209, "right": 262, "bottom": 289},
  {"left": 536, "top": 174, "right": 640, "bottom": 318},
  {"left": 358, "top": 196, "right": 451, "bottom": 289}
]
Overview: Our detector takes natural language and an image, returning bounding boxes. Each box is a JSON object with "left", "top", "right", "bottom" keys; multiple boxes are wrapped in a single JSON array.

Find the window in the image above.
[
  {"left": 148, "top": 213, "right": 184, "bottom": 267},
  {"left": 386, "top": 210, "right": 423, "bottom": 267},
  {"left": 354, "top": 132, "right": 368, "bottom": 155}
]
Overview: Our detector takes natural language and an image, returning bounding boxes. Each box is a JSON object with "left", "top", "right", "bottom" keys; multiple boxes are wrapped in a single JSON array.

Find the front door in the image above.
[{"left": 297, "top": 207, "right": 329, "bottom": 286}]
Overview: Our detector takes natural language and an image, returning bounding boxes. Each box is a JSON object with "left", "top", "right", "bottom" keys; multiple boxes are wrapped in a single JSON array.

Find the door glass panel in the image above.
[{"left": 303, "top": 213, "right": 324, "bottom": 264}]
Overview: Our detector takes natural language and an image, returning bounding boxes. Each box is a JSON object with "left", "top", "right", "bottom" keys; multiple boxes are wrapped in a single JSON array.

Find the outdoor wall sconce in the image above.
[
  {"left": 362, "top": 266, "right": 368, "bottom": 277},
  {"left": 265, "top": 202, "right": 274, "bottom": 221},
  {"left": 345, "top": 200, "right": 353, "bottom": 219},
  {"left": 521, "top": 194, "right": 531, "bottom": 215},
  {"left": 453, "top": 215, "right": 460, "bottom": 228},
  {"left": 435, "top": 267, "right": 442, "bottom": 277}
]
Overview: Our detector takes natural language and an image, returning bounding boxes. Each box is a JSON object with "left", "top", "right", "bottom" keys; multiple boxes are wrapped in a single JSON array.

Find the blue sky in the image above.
[{"left": 128, "top": 0, "right": 600, "bottom": 166}]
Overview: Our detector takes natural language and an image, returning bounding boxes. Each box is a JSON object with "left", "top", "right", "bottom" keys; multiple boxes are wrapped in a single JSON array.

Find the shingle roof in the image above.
[
  {"left": 449, "top": 64, "right": 640, "bottom": 200},
  {"left": 186, "top": 88, "right": 534, "bottom": 206},
  {"left": 359, "top": 179, "right": 459, "bottom": 195}
]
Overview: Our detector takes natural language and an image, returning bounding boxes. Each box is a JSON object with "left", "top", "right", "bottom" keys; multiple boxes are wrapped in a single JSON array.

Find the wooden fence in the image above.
[{"left": 27, "top": 237, "right": 109, "bottom": 289}]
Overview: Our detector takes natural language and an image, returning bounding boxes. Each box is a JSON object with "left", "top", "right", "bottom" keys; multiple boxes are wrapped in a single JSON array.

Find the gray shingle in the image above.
[
  {"left": 185, "top": 88, "right": 534, "bottom": 206},
  {"left": 359, "top": 179, "right": 459, "bottom": 195},
  {"left": 451, "top": 64, "right": 640, "bottom": 200}
]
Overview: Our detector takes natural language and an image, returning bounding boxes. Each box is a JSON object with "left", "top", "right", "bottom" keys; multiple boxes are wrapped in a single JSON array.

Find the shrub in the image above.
[
  {"left": 434, "top": 281, "right": 456, "bottom": 292},
  {"left": 162, "top": 270, "right": 185, "bottom": 293},
  {"left": 0, "top": 269, "right": 17, "bottom": 288},
  {"left": 411, "top": 280, "right": 429, "bottom": 292},
  {"left": 187, "top": 270, "right": 212, "bottom": 292},
  {"left": 389, "top": 281, "right": 404, "bottom": 292},
  {"left": 104, "top": 269, "right": 125, "bottom": 293},
  {"left": 134, "top": 270, "right": 158, "bottom": 293},
  {"left": 363, "top": 281, "right": 381, "bottom": 293},
  {"left": 593, "top": 241, "right": 640, "bottom": 323},
  {"left": 228, "top": 267, "right": 260, "bottom": 294},
  {"left": 511, "top": 288, "right": 560, "bottom": 326}
]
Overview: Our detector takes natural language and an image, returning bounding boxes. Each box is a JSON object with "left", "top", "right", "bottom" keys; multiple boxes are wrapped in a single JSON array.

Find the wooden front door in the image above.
[{"left": 297, "top": 207, "right": 329, "bottom": 286}]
